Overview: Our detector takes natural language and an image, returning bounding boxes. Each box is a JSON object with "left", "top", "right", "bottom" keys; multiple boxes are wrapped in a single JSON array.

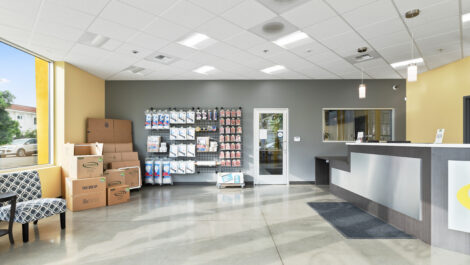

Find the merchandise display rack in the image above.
[{"left": 144, "top": 107, "right": 244, "bottom": 186}]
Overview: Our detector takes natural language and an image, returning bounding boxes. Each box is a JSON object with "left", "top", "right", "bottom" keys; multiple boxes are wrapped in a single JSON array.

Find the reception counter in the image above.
[{"left": 329, "top": 143, "right": 470, "bottom": 254}]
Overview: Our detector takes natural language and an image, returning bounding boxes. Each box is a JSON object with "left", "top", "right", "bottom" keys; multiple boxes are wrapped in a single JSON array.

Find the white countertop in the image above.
[{"left": 346, "top": 142, "right": 470, "bottom": 148}]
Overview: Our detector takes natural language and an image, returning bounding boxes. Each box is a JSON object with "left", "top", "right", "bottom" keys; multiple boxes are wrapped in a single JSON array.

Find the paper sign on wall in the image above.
[
  {"left": 259, "top": 129, "right": 268, "bottom": 140},
  {"left": 434, "top": 128, "right": 445, "bottom": 144}
]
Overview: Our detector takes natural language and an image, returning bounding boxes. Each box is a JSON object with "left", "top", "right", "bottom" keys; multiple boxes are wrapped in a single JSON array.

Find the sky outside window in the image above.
[{"left": 0, "top": 41, "right": 36, "bottom": 107}]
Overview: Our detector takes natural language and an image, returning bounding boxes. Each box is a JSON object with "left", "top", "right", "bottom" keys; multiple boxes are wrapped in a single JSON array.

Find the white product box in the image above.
[
  {"left": 169, "top": 144, "right": 178, "bottom": 158},
  {"left": 187, "top": 144, "right": 196, "bottom": 157},
  {"left": 177, "top": 161, "right": 186, "bottom": 174},
  {"left": 217, "top": 172, "right": 244, "bottom": 184},
  {"left": 170, "top": 110, "right": 179, "bottom": 124},
  {"left": 187, "top": 127, "right": 195, "bottom": 140},
  {"left": 187, "top": 111, "right": 195, "bottom": 124},
  {"left": 178, "top": 127, "right": 187, "bottom": 140},
  {"left": 178, "top": 111, "right": 187, "bottom": 124},
  {"left": 170, "top": 161, "right": 178, "bottom": 174},
  {"left": 170, "top": 127, "right": 178, "bottom": 140},
  {"left": 178, "top": 144, "right": 187, "bottom": 157},
  {"left": 186, "top": 161, "right": 196, "bottom": 174}
]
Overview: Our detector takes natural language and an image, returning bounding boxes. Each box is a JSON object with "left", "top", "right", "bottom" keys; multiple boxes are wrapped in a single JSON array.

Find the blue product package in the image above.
[
  {"left": 164, "top": 113, "right": 170, "bottom": 128},
  {"left": 162, "top": 161, "right": 171, "bottom": 178},
  {"left": 234, "top": 174, "right": 240, "bottom": 184},
  {"left": 144, "top": 159, "right": 154, "bottom": 184},
  {"left": 221, "top": 174, "right": 233, "bottom": 183},
  {"left": 154, "top": 161, "right": 161, "bottom": 184}
]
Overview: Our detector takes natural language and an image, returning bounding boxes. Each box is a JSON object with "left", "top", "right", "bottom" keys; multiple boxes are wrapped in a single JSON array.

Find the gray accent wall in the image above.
[{"left": 105, "top": 79, "right": 406, "bottom": 182}]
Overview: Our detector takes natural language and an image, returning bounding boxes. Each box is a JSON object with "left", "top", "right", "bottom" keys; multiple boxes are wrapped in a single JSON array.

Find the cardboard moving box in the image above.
[
  {"left": 103, "top": 153, "right": 122, "bottom": 167},
  {"left": 104, "top": 169, "right": 126, "bottom": 187},
  {"left": 66, "top": 177, "right": 106, "bottom": 212},
  {"left": 103, "top": 143, "right": 116, "bottom": 153},
  {"left": 122, "top": 167, "right": 141, "bottom": 188},
  {"left": 87, "top": 118, "right": 132, "bottom": 143},
  {"left": 115, "top": 143, "right": 133, "bottom": 152},
  {"left": 63, "top": 143, "right": 103, "bottom": 179},
  {"left": 120, "top": 152, "right": 138, "bottom": 161},
  {"left": 110, "top": 160, "right": 140, "bottom": 169},
  {"left": 107, "top": 185, "right": 130, "bottom": 206}
]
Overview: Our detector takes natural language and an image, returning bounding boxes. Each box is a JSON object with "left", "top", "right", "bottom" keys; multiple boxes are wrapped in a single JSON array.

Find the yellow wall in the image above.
[
  {"left": 55, "top": 62, "right": 105, "bottom": 195},
  {"left": 407, "top": 56, "right": 470, "bottom": 143},
  {"left": 35, "top": 58, "right": 50, "bottom": 165}
]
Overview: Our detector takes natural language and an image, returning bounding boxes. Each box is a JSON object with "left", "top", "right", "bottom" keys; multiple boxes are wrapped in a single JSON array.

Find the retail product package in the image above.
[
  {"left": 104, "top": 169, "right": 126, "bottom": 187},
  {"left": 178, "top": 110, "right": 187, "bottom": 124},
  {"left": 170, "top": 110, "right": 179, "bottom": 124},
  {"left": 145, "top": 110, "right": 152, "bottom": 129},
  {"left": 177, "top": 127, "right": 187, "bottom": 140},
  {"left": 159, "top": 142, "right": 167, "bottom": 153},
  {"left": 107, "top": 185, "right": 130, "bottom": 206},
  {"left": 187, "top": 144, "right": 196, "bottom": 157},
  {"left": 63, "top": 143, "right": 103, "bottom": 179},
  {"left": 115, "top": 142, "right": 133, "bottom": 152},
  {"left": 152, "top": 111, "right": 158, "bottom": 129},
  {"left": 186, "top": 161, "right": 196, "bottom": 174},
  {"left": 110, "top": 160, "right": 140, "bottom": 169},
  {"left": 170, "top": 161, "right": 178, "bottom": 174},
  {"left": 163, "top": 112, "right": 170, "bottom": 129},
  {"left": 144, "top": 159, "right": 154, "bottom": 184},
  {"left": 103, "top": 153, "right": 122, "bottom": 169},
  {"left": 170, "top": 127, "right": 178, "bottom": 140},
  {"left": 154, "top": 160, "right": 162, "bottom": 185},
  {"left": 177, "top": 161, "right": 186, "bottom": 174},
  {"left": 66, "top": 177, "right": 106, "bottom": 212},
  {"left": 162, "top": 161, "right": 171, "bottom": 183},
  {"left": 147, "top": 136, "right": 161, "bottom": 152},
  {"left": 121, "top": 167, "right": 141, "bottom": 188},
  {"left": 209, "top": 141, "right": 218, "bottom": 152},
  {"left": 196, "top": 137, "right": 209, "bottom": 152},
  {"left": 217, "top": 172, "right": 244, "bottom": 184},
  {"left": 187, "top": 127, "right": 195, "bottom": 140},
  {"left": 187, "top": 110, "right": 195, "bottom": 124},
  {"left": 169, "top": 144, "right": 178, "bottom": 157},
  {"left": 103, "top": 143, "right": 116, "bottom": 153},
  {"left": 177, "top": 144, "right": 187, "bottom": 157}
]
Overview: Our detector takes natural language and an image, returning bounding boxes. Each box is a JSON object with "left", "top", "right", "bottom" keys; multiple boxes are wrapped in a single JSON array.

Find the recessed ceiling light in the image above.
[
  {"left": 273, "top": 31, "right": 312, "bottom": 49},
  {"left": 178, "top": 33, "right": 216, "bottom": 50},
  {"left": 123, "top": 66, "right": 150, "bottom": 76},
  {"left": 463, "top": 13, "right": 470, "bottom": 23},
  {"left": 261, "top": 65, "right": 287, "bottom": 74},
  {"left": 78, "top": 32, "right": 110, "bottom": 48},
  {"left": 193, "top": 65, "right": 216, "bottom": 75},
  {"left": 390, "top": 58, "right": 424, "bottom": 68}
]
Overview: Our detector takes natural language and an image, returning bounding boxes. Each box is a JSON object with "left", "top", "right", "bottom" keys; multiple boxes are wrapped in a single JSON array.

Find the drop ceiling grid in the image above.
[{"left": 0, "top": 0, "right": 466, "bottom": 80}]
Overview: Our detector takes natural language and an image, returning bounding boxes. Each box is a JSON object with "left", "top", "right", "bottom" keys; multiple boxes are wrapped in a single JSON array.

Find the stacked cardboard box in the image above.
[
  {"left": 64, "top": 143, "right": 107, "bottom": 212},
  {"left": 87, "top": 118, "right": 142, "bottom": 189},
  {"left": 103, "top": 169, "right": 130, "bottom": 206}
]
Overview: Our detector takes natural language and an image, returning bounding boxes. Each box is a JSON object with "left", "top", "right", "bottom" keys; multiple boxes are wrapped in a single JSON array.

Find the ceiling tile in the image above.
[
  {"left": 0, "top": 0, "right": 42, "bottom": 16},
  {"left": 305, "top": 50, "right": 343, "bottom": 65},
  {"left": 248, "top": 41, "right": 286, "bottom": 58},
  {"left": 143, "top": 18, "right": 191, "bottom": 41},
  {"left": 401, "top": 0, "right": 459, "bottom": 28},
  {"left": 408, "top": 16, "right": 460, "bottom": 40},
  {"left": 223, "top": 31, "right": 266, "bottom": 50},
  {"left": 204, "top": 42, "right": 241, "bottom": 58},
  {"left": 364, "top": 66, "right": 401, "bottom": 79},
  {"left": 303, "top": 16, "right": 352, "bottom": 41},
  {"left": 0, "top": 8, "right": 36, "bottom": 30},
  {"left": 281, "top": 0, "right": 336, "bottom": 28},
  {"left": 415, "top": 30, "right": 461, "bottom": 57},
  {"left": 30, "top": 33, "right": 74, "bottom": 53},
  {"left": 221, "top": 0, "right": 277, "bottom": 29},
  {"left": 424, "top": 49, "right": 462, "bottom": 69},
  {"left": 99, "top": 0, "right": 155, "bottom": 29},
  {"left": 189, "top": 0, "right": 244, "bottom": 14},
  {"left": 196, "top": 17, "right": 244, "bottom": 41},
  {"left": 119, "top": 0, "right": 177, "bottom": 16},
  {"left": 320, "top": 31, "right": 368, "bottom": 56},
  {"left": 171, "top": 60, "right": 202, "bottom": 71},
  {"left": 393, "top": 0, "right": 449, "bottom": 14},
  {"left": 101, "top": 38, "right": 123, "bottom": 51},
  {"left": 258, "top": 0, "right": 311, "bottom": 14},
  {"left": 367, "top": 30, "right": 410, "bottom": 50},
  {"left": 161, "top": 0, "right": 214, "bottom": 29},
  {"left": 34, "top": 19, "right": 84, "bottom": 42},
  {"left": 295, "top": 65, "right": 338, "bottom": 79},
  {"left": 46, "top": 0, "right": 110, "bottom": 15},
  {"left": 377, "top": 43, "right": 421, "bottom": 65},
  {"left": 325, "top": 0, "right": 378, "bottom": 14},
  {"left": 39, "top": 1, "right": 95, "bottom": 29},
  {"left": 289, "top": 40, "right": 330, "bottom": 57},
  {"left": 356, "top": 17, "right": 406, "bottom": 40},
  {"left": 319, "top": 59, "right": 358, "bottom": 74},
  {"left": 89, "top": 18, "right": 138, "bottom": 41},
  {"left": 126, "top": 32, "right": 169, "bottom": 51},
  {"left": 0, "top": 24, "right": 31, "bottom": 46},
  {"left": 159, "top": 43, "right": 198, "bottom": 59},
  {"left": 115, "top": 43, "right": 153, "bottom": 59},
  {"left": 268, "top": 51, "right": 317, "bottom": 71},
  {"left": 66, "top": 43, "right": 113, "bottom": 61},
  {"left": 354, "top": 58, "right": 390, "bottom": 70},
  {"left": 342, "top": 0, "right": 398, "bottom": 29}
]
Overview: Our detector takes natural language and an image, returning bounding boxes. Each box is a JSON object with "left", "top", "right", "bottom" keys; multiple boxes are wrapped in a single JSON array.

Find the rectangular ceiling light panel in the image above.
[
  {"left": 463, "top": 13, "right": 470, "bottom": 23},
  {"left": 79, "top": 32, "right": 110, "bottom": 47},
  {"left": 273, "top": 31, "right": 312, "bottom": 49},
  {"left": 193, "top": 65, "right": 216, "bottom": 75},
  {"left": 261, "top": 65, "right": 287, "bottom": 74},
  {"left": 390, "top": 58, "right": 424, "bottom": 68},
  {"left": 178, "top": 33, "right": 216, "bottom": 49}
]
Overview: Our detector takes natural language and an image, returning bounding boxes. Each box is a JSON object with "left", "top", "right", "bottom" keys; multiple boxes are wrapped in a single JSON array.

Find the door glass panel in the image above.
[{"left": 259, "top": 113, "right": 283, "bottom": 175}]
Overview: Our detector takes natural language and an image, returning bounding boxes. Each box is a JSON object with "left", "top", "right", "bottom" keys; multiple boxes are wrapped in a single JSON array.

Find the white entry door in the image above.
[{"left": 254, "top": 108, "right": 289, "bottom": 185}]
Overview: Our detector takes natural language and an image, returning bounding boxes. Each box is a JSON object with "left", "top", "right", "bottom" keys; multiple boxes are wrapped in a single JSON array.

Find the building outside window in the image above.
[{"left": 0, "top": 41, "right": 52, "bottom": 169}]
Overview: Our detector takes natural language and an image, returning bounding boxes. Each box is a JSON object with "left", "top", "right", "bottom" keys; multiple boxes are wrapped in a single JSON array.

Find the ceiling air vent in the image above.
[
  {"left": 145, "top": 52, "right": 179, "bottom": 65},
  {"left": 345, "top": 50, "right": 381, "bottom": 65},
  {"left": 354, "top": 53, "right": 374, "bottom": 62}
]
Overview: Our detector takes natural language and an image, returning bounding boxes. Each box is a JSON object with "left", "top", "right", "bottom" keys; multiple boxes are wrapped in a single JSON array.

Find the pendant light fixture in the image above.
[
  {"left": 407, "top": 33, "right": 418, "bottom": 82},
  {"left": 359, "top": 69, "right": 366, "bottom": 99}
]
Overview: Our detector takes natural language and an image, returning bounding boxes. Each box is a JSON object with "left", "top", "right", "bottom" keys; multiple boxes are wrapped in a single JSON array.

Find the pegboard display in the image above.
[{"left": 143, "top": 107, "right": 243, "bottom": 185}]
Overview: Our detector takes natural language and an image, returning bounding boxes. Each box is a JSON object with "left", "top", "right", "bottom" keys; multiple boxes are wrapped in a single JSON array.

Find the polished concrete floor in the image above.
[{"left": 1, "top": 184, "right": 470, "bottom": 265}]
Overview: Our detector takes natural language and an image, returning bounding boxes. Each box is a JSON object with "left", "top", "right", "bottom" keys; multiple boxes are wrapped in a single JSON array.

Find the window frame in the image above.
[
  {"left": 321, "top": 108, "right": 395, "bottom": 143},
  {"left": 0, "top": 38, "right": 55, "bottom": 171}
]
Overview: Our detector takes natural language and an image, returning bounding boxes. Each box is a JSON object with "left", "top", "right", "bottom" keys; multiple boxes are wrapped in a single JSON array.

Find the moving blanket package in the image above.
[{"left": 63, "top": 143, "right": 103, "bottom": 179}]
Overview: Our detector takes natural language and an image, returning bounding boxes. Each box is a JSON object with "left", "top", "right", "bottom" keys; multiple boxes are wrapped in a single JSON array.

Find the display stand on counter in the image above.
[{"left": 143, "top": 107, "right": 244, "bottom": 188}]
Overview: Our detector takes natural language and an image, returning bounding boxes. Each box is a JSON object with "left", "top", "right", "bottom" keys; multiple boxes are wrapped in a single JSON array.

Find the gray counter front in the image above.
[{"left": 329, "top": 143, "right": 470, "bottom": 255}]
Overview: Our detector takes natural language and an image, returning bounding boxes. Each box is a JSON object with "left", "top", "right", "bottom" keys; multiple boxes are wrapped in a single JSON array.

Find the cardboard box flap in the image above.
[
  {"left": 113, "top": 119, "right": 132, "bottom": 143},
  {"left": 64, "top": 143, "right": 103, "bottom": 156},
  {"left": 87, "top": 118, "right": 115, "bottom": 143}
]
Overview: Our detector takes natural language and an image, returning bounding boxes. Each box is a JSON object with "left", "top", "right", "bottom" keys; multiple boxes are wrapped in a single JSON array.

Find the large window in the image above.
[
  {"left": 322, "top": 108, "right": 394, "bottom": 142},
  {"left": 0, "top": 40, "right": 52, "bottom": 170}
]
